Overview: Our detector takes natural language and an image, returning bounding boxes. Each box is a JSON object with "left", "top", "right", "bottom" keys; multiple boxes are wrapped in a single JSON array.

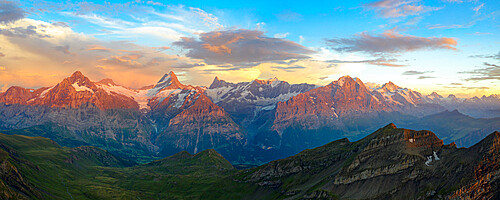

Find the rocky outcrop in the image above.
[{"left": 239, "top": 124, "right": 500, "bottom": 199}]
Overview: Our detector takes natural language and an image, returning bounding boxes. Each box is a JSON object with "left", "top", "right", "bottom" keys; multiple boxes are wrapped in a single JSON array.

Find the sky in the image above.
[{"left": 0, "top": 0, "right": 499, "bottom": 97}]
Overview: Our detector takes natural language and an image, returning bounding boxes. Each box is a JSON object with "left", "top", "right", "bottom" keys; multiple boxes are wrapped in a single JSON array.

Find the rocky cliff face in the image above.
[
  {"left": 0, "top": 71, "right": 139, "bottom": 110},
  {"left": 239, "top": 124, "right": 500, "bottom": 199},
  {"left": 205, "top": 76, "right": 316, "bottom": 128},
  {"left": 273, "top": 76, "right": 385, "bottom": 132},
  {"left": 0, "top": 71, "right": 248, "bottom": 163},
  {"left": 155, "top": 94, "right": 247, "bottom": 161}
]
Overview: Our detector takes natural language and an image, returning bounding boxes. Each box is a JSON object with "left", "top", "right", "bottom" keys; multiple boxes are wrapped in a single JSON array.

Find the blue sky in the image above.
[{"left": 0, "top": 0, "right": 499, "bottom": 97}]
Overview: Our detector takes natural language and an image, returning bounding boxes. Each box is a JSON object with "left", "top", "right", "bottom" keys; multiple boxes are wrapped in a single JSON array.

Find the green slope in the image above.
[{"left": 0, "top": 133, "right": 253, "bottom": 199}]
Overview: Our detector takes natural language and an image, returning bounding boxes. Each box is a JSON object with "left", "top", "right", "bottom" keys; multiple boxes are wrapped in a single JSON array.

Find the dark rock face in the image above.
[
  {"left": 239, "top": 124, "right": 500, "bottom": 199},
  {"left": 0, "top": 103, "right": 156, "bottom": 161}
]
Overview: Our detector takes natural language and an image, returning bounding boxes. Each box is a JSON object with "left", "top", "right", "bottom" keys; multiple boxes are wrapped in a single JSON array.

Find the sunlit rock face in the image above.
[{"left": 0, "top": 71, "right": 248, "bottom": 162}]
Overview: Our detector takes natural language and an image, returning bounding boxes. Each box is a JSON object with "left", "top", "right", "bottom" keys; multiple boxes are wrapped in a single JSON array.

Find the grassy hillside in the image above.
[{"left": 0, "top": 133, "right": 258, "bottom": 199}]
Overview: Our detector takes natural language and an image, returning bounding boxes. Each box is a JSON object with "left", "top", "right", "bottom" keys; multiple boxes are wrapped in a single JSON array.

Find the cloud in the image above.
[
  {"left": 463, "top": 86, "right": 489, "bottom": 90},
  {"left": 146, "top": 1, "right": 164, "bottom": 6},
  {"left": 470, "top": 51, "right": 500, "bottom": 60},
  {"left": 461, "top": 62, "right": 500, "bottom": 81},
  {"left": 364, "top": 0, "right": 441, "bottom": 18},
  {"left": 274, "top": 32, "right": 289, "bottom": 38},
  {"left": 275, "top": 10, "right": 302, "bottom": 21},
  {"left": 323, "top": 57, "right": 405, "bottom": 67},
  {"left": 173, "top": 29, "right": 314, "bottom": 66},
  {"left": 0, "top": 18, "right": 198, "bottom": 89},
  {"left": 154, "top": 46, "right": 170, "bottom": 51},
  {"left": 188, "top": 7, "right": 222, "bottom": 29},
  {"left": 58, "top": 4, "right": 222, "bottom": 43},
  {"left": 99, "top": 54, "right": 144, "bottom": 68},
  {"left": 0, "top": 23, "right": 51, "bottom": 38},
  {"left": 54, "top": 45, "right": 74, "bottom": 55},
  {"left": 271, "top": 65, "right": 306, "bottom": 72},
  {"left": 171, "top": 62, "right": 205, "bottom": 68},
  {"left": 0, "top": 1, "right": 25, "bottom": 24},
  {"left": 87, "top": 44, "right": 111, "bottom": 51},
  {"left": 427, "top": 24, "right": 466, "bottom": 29},
  {"left": 326, "top": 29, "right": 457, "bottom": 55},
  {"left": 402, "top": 70, "right": 434, "bottom": 75},
  {"left": 473, "top": 3, "right": 484, "bottom": 12},
  {"left": 467, "top": 32, "right": 492, "bottom": 35},
  {"left": 417, "top": 76, "right": 436, "bottom": 79}
]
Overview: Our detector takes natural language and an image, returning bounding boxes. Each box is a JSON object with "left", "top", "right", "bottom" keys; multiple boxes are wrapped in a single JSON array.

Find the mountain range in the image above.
[{"left": 1, "top": 71, "right": 500, "bottom": 164}]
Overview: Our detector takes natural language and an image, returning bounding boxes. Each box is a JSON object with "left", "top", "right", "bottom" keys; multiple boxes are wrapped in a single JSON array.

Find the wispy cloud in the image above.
[
  {"left": 473, "top": 3, "right": 484, "bottom": 13},
  {"left": 364, "top": 0, "right": 441, "bottom": 18},
  {"left": 402, "top": 70, "right": 434, "bottom": 75},
  {"left": 271, "top": 65, "right": 306, "bottom": 72},
  {"left": 417, "top": 76, "right": 436, "bottom": 79},
  {"left": 326, "top": 28, "right": 457, "bottom": 55},
  {"left": 461, "top": 62, "right": 500, "bottom": 81},
  {"left": 274, "top": 32, "right": 290, "bottom": 38},
  {"left": 275, "top": 10, "right": 302, "bottom": 21},
  {"left": 324, "top": 57, "right": 405, "bottom": 67},
  {"left": 470, "top": 51, "right": 500, "bottom": 60}
]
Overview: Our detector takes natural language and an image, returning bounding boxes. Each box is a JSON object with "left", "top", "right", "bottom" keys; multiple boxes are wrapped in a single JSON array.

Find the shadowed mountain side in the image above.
[{"left": 236, "top": 124, "right": 500, "bottom": 199}]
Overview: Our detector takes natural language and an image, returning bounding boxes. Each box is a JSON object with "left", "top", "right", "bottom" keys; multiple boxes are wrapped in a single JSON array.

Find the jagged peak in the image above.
[
  {"left": 70, "top": 71, "right": 85, "bottom": 78},
  {"left": 428, "top": 92, "right": 443, "bottom": 98},
  {"left": 381, "top": 81, "right": 400, "bottom": 92},
  {"left": 66, "top": 70, "right": 92, "bottom": 86},
  {"left": 384, "top": 123, "right": 398, "bottom": 129},
  {"left": 154, "top": 71, "right": 184, "bottom": 90},
  {"left": 158, "top": 71, "right": 177, "bottom": 83},
  {"left": 209, "top": 76, "right": 230, "bottom": 89}
]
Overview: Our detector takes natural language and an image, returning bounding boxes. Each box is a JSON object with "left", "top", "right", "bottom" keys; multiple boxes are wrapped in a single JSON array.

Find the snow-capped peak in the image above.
[
  {"left": 381, "top": 81, "right": 400, "bottom": 92},
  {"left": 334, "top": 75, "right": 358, "bottom": 86},
  {"left": 427, "top": 92, "right": 443, "bottom": 99},
  {"left": 153, "top": 71, "right": 184, "bottom": 90}
]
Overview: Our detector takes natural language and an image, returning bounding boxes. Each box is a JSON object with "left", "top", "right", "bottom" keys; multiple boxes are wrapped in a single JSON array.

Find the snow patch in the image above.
[
  {"left": 433, "top": 151, "right": 440, "bottom": 161},
  {"left": 425, "top": 151, "right": 440, "bottom": 166},
  {"left": 72, "top": 83, "right": 94, "bottom": 93}
]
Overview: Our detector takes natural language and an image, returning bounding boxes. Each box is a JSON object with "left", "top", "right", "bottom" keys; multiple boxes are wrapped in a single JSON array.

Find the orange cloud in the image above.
[
  {"left": 327, "top": 29, "right": 458, "bottom": 54},
  {"left": 87, "top": 45, "right": 111, "bottom": 51}
]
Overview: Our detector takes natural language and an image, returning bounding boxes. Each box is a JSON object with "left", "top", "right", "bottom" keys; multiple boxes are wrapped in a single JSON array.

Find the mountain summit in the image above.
[{"left": 154, "top": 71, "right": 185, "bottom": 90}]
